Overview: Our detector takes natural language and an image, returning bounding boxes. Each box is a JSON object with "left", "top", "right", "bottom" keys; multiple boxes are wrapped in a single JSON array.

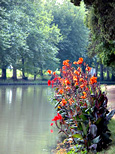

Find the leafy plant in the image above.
[{"left": 47, "top": 58, "right": 115, "bottom": 153}]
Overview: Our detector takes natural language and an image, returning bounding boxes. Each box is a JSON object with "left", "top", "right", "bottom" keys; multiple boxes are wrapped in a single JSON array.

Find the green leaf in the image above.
[
  {"left": 72, "top": 134, "right": 83, "bottom": 140},
  {"left": 95, "top": 118, "right": 102, "bottom": 125},
  {"left": 81, "top": 122, "right": 87, "bottom": 135},
  {"left": 80, "top": 114, "right": 87, "bottom": 121}
]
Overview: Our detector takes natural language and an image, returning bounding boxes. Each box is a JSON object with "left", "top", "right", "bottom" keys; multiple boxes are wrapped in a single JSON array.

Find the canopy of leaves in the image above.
[
  {"left": 47, "top": 0, "right": 89, "bottom": 65},
  {"left": 71, "top": 0, "right": 115, "bottom": 68},
  {"left": 0, "top": 0, "right": 62, "bottom": 76}
]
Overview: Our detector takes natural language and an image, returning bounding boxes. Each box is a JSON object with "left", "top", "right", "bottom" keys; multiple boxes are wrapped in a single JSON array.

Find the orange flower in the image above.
[
  {"left": 77, "top": 67, "right": 81, "bottom": 72},
  {"left": 83, "top": 91, "right": 87, "bottom": 96},
  {"left": 74, "top": 70, "right": 80, "bottom": 76},
  {"left": 90, "top": 76, "right": 97, "bottom": 84},
  {"left": 81, "top": 95, "right": 86, "bottom": 99},
  {"left": 80, "top": 84, "right": 85, "bottom": 88},
  {"left": 65, "top": 79, "right": 70, "bottom": 85},
  {"left": 73, "top": 76, "right": 78, "bottom": 81},
  {"left": 75, "top": 82, "right": 78, "bottom": 86},
  {"left": 58, "top": 89, "right": 63, "bottom": 94},
  {"left": 53, "top": 72, "right": 56, "bottom": 75},
  {"left": 61, "top": 99, "right": 67, "bottom": 106},
  {"left": 68, "top": 98, "right": 74, "bottom": 105},
  {"left": 86, "top": 66, "right": 91, "bottom": 72},
  {"left": 76, "top": 57, "right": 83, "bottom": 65},
  {"left": 58, "top": 105, "right": 61, "bottom": 109},
  {"left": 62, "top": 66, "right": 66, "bottom": 70},
  {"left": 63, "top": 71, "right": 66, "bottom": 74},
  {"left": 63, "top": 60, "right": 69, "bottom": 66},
  {"left": 73, "top": 61, "right": 78, "bottom": 65},
  {"left": 81, "top": 92, "right": 87, "bottom": 99},
  {"left": 79, "top": 78, "right": 84, "bottom": 82},
  {"left": 47, "top": 69, "right": 52, "bottom": 74},
  {"left": 66, "top": 86, "right": 71, "bottom": 90}
]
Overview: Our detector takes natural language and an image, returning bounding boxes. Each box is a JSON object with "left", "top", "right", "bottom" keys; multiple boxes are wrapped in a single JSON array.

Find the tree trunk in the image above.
[
  {"left": 100, "top": 64, "right": 104, "bottom": 81},
  {"left": 34, "top": 74, "right": 36, "bottom": 80},
  {"left": 22, "top": 58, "right": 25, "bottom": 79},
  {"left": 111, "top": 71, "right": 115, "bottom": 81},
  {"left": 2, "top": 68, "right": 7, "bottom": 79},
  {"left": 12, "top": 67, "right": 17, "bottom": 80},
  {"left": 95, "top": 63, "right": 98, "bottom": 77},
  {"left": 40, "top": 68, "right": 43, "bottom": 77},
  {"left": 106, "top": 68, "right": 110, "bottom": 81}
]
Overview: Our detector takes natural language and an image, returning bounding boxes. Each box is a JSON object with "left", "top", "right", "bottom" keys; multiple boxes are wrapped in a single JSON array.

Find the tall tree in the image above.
[
  {"left": 46, "top": 0, "right": 89, "bottom": 65},
  {"left": 71, "top": 0, "right": 115, "bottom": 68},
  {"left": 0, "top": 0, "right": 11, "bottom": 79},
  {"left": 24, "top": 0, "right": 61, "bottom": 78}
]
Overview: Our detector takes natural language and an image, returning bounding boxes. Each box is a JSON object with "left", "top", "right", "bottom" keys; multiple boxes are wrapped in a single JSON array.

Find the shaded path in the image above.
[{"left": 107, "top": 85, "right": 115, "bottom": 118}]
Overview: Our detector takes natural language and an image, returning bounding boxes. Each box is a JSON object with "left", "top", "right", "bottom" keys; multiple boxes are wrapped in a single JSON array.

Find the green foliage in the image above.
[
  {"left": 86, "top": 6, "right": 115, "bottom": 68},
  {"left": 0, "top": 0, "right": 62, "bottom": 78},
  {"left": 70, "top": 0, "right": 115, "bottom": 68},
  {"left": 0, "top": 0, "right": 11, "bottom": 68},
  {"left": 48, "top": 58, "right": 115, "bottom": 153},
  {"left": 46, "top": 0, "right": 89, "bottom": 65}
]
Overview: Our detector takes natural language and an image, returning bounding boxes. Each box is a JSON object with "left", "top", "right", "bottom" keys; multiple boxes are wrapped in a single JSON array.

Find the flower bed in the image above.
[{"left": 47, "top": 58, "right": 115, "bottom": 153}]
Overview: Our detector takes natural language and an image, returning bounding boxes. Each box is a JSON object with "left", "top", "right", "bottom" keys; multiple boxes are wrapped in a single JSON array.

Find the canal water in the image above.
[{"left": 0, "top": 85, "right": 57, "bottom": 154}]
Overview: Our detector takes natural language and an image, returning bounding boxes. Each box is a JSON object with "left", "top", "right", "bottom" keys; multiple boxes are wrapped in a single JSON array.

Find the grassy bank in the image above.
[{"left": 0, "top": 78, "right": 48, "bottom": 85}]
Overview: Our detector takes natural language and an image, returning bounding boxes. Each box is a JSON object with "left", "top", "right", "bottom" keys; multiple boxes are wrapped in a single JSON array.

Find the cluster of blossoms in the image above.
[
  {"left": 47, "top": 58, "right": 114, "bottom": 153},
  {"left": 47, "top": 58, "right": 98, "bottom": 131}
]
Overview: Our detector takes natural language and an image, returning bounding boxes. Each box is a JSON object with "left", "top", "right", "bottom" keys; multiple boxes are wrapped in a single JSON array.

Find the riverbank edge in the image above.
[
  {"left": 0, "top": 80, "right": 115, "bottom": 86},
  {"left": 0, "top": 82, "right": 115, "bottom": 86},
  {"left": 0, "top": 82, "right": 48, "bottom": 86}
]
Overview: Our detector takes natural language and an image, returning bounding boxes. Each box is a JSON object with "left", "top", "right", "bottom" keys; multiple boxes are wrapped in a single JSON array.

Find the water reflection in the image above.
[{"left": 0, "top": 85, "right": 57, "bottom": 154}]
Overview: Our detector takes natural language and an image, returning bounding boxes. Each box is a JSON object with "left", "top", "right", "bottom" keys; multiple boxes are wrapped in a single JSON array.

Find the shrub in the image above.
[{"left": 47, "top": 58, "right": 115, "bottom": 153}]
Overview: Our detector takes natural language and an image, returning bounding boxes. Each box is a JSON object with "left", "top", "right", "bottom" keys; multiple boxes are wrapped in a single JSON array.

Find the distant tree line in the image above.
[
  {"left": 1, "top": 0, "right": 114, "bottom": 81},
  {"left": 0, "top": 0, "right": 90, "bottom": 80}
]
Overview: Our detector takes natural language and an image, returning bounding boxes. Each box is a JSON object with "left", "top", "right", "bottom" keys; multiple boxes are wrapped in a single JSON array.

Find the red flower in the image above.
[
  {"left": 47, "top": 70, "right": 52, "bottom": 74},
  {"left": 83, "top": 103, "right": 87, "bottom": 107},
  {"left": 50, "top": 129, "right": 53, "bottom": 133},
  {"left": 52, "top": 113, "right": 62, "bottom": 121},
  {"left": 48, "top": 80, "right": 51, "bottom": 86},
  {"left": 50, "top": 123, "right": 53, "bottom": 126},
  {"left": 86, "top": 88, "right": 88, "bottom": 91},
  {"left": 53, "top": 77, "right": 57, "bottom": 82}
]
